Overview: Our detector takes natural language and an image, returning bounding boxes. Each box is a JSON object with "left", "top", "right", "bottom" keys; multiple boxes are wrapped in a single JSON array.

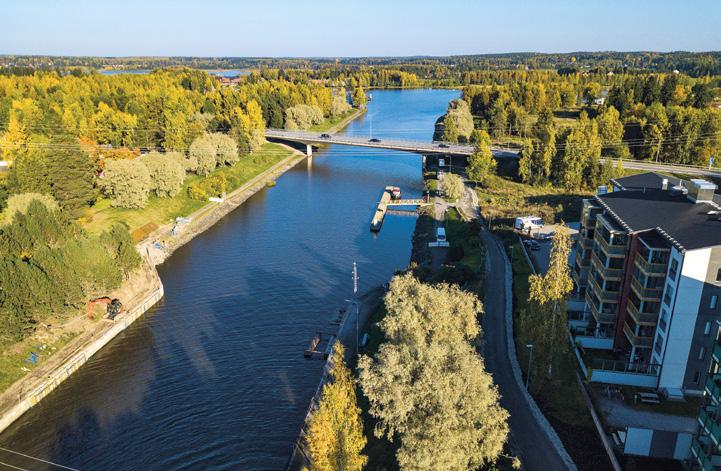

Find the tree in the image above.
[
  {"left": 467, "top": 131, "right": 496, "bottom": 185},
  {"left": 2, "top": 193, "right": 58, "bottom": 222},
  {"left": 91, "top": 102, "right": 138, "bottom": 147},
  {"left": 352, "top": 87, "right": 367, "bottom": 109},
  {"left": 330, "top": 93, "right": 351, "bottom": 117},
  {"left": 596, "top": 106, "right": 628, "bottom": 158},
  {"left": 524, "top": 226, "right": 573, "bottom": 380},
  {"left": 0, "top": 111, "right": 29, "bottom": 163},
  {"left": 45, "top": 138, "right": 97, "bottom": 216},
  {"left": 517, "top": 138, "right": 534, "bottom": 184},
  {"left": 209, "top": 133, "right": 239, "bottom": 166},
  {"left": 100, "top": 223, "right": 141, "bottom": 278},
  {"left": 189, "top": 134, "right": 218, "bottom": 176},
  {"left": 99, "top": 159, "right": 151, "bottom": 208},
  {"left": 305, "top": 342, "right": 367, "bottom": 471},
  {"left": 443, "top": 173, "right": 464, "bottom": 201},
  {"left": 359, "top": 275, "right": 508, "bottom": 470},
  {"left": 141, "top": 151, "right": 186, "bottom": 197},
  {"left": 285, "top": 104, "right": 324, "bottom": 130}
]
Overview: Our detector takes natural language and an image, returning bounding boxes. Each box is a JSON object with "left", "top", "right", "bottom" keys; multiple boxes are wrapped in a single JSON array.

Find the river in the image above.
[{"left": 0, "top": 89, "right": 459, "bottom": 470}]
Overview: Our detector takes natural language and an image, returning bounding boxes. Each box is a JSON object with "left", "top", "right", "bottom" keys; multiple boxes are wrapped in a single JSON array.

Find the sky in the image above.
[{"left": 2, "top": 0, "right": 720, "bottom": 57}]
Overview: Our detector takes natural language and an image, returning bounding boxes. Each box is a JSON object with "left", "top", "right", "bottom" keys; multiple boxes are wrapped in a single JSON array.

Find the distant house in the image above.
[
  {"left": 0, "top": 160, "right": 9, "bottom": 173},
  {"left": 593, "top": 97, "right": 606, "bottom": 106}
]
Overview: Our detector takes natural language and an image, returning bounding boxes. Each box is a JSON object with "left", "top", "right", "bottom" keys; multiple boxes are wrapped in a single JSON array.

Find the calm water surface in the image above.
[{"left": 0, "top": 89, "right": 459, "bottom": 470}]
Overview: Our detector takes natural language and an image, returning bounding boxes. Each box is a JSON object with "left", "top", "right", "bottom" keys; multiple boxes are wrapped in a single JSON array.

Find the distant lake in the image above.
[{"left": 98, "top": 69, "right": 251, "bottom": 77}]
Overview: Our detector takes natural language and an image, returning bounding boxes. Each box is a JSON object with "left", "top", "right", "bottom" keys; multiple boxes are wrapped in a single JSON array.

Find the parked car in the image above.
[
  {"left": 369, "top": 138, "right": 381, "bottom": 143},
  {"left": 523, "top": 239, "right": 541, "bottom": 251},
  {"left": 438, "top": 143, "right": 449, "bottom": 148},
  {"left": 320, "top": 133, "right": 331, "bottom": 139},
  {"left": 539, "top": 231, "right": 555, "bottom": 241}
]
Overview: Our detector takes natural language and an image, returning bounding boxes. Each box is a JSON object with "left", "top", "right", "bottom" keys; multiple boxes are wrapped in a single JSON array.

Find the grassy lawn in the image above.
[
  {"left": 476, "top": 173, "right": 589, "bottom": 226},
  {"left": 446, "top": 208, "right": 484, "bottom": 272},
  {"left": 84, "top": 142, "right": 293, "bottom": 238},
  {"left": 0, "top": 331, "right": 79, "bottom": 393},
  {"left": 309, "top": 108, "right": 363, "bottom": 133}
]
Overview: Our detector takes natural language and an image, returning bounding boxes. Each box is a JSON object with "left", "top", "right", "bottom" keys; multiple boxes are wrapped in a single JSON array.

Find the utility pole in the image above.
[
  {"left": 525, "top": 344, "right": 534, "bottom": 389},
  {"left": 369, "top": 115, "right": 373, "bottom": 140}
]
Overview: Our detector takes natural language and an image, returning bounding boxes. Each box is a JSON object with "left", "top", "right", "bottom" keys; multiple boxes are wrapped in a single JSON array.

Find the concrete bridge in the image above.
[{"left": 264, "top": 129, "right": 520, "bottom": 158}]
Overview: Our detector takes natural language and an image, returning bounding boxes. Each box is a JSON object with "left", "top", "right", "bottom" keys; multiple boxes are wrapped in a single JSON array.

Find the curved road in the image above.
[{"left": 480, "top": 228, "right": 576, "bottom": 470}]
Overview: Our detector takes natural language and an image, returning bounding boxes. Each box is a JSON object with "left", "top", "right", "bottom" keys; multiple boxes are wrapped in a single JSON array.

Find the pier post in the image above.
[{"left": 306, "top": 144, "right": 313, "bottom": 157}]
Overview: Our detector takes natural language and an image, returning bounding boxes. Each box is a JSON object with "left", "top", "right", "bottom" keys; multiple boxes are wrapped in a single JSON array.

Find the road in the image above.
[
  {"left": 265, "top": 128, "right": 519, "bottom": 158},
  {"left": 480, "top": 228, "right": 576, "bottom": 470}
]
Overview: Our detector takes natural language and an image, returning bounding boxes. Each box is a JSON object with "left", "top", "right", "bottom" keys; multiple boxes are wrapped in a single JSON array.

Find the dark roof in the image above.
[
  {"left": 595, "top": 189, "right": 721, "bottom": 251},
  {"left": 610, "top": 172, "right": 681, "bottom": 191}
]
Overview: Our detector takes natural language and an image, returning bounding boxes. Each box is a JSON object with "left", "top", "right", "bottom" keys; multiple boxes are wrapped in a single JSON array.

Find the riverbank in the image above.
[
  {"left": 309, "top": 107, "right": 365, "bottom": 134},
  {"left": 0, "top": 144, "right": 307, "bottom": 436}
]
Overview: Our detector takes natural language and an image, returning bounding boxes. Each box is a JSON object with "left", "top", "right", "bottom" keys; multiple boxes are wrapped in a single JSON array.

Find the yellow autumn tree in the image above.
[{"left": 305, "top": 342, "right": 367, "bottom": 471}]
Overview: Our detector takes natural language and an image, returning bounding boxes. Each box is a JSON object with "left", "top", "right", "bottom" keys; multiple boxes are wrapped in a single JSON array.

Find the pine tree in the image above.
[
  {"left": 305, "top": 342, "right": 367, "bottom": 471},
  {"left": 46, "top": 138, "right": 97, "bottom": 216}
]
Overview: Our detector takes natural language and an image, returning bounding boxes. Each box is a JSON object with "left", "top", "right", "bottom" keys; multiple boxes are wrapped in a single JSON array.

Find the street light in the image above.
[{"left": 525, "top": 344, "right": 534, "bottom": 389}]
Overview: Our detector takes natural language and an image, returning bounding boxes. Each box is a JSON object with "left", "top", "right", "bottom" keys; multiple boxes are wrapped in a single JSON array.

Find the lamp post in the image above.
[{"left": 525, "top": 344, "right": 534, "bottom": 389}]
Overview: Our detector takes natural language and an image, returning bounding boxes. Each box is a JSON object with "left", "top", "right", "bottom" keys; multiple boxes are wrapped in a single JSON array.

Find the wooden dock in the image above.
[{"left": 370, "top": 188, "right": 430, "bottom": 232}]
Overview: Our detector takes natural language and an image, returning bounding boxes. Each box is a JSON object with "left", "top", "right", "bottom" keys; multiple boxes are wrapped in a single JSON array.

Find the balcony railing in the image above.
[
  {"left": 589, "top": 357, "right": 660, "bottom": 376},
  {"left": 585, "top": 292, "right": 617, "bottom": 324},
  {"left": 630, "top": 277, "right": 663, "bottom": 301},
  {"left": 626, "top": 302, "right": 658, "bottom": 325},
  {"left": 706, "top": 374, "right": 721, "bottom": 403},
  {"left": 691, "top": 437, "right": 716, "bottom": 471},
  {"left": 699, "top": 406, "right": 721, "bottom": 446},
  {"left": 590, "top": 251, "right": 624, "bottom": 280},
  {"left": 713, "top": 340, "right": 721, "bottom": 364},
  {"left": 595, "top": 233, "right": 627, "bottom": 257},
  {"left": 580, "top": 236, "right": 594, "bottom": 250},
  {"left": 571, "top": 268, "right": 586, "bottom": 288},
  {"left": 588, "top": 275, "right": 620, "bottom": 303},
  {"left": 634, "top": 255, "right": 667, "bottom": 276},
  {"left": 575, "top": 249, "right": 590, "bottom": 269},
  {"left": 623, "top": 322, "right": 653, "bottom": 348}
]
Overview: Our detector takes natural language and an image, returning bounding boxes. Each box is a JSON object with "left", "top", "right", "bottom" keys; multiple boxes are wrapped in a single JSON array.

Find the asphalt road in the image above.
[{"left": 480, "top": 229, "right": 575, "bottom": 471}]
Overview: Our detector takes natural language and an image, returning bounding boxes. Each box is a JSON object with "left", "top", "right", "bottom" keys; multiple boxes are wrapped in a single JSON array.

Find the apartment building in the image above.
[
  {"left": 692, "top": 328, "right": 721, "bottom": 470},
  {"left": 571, "top": 172, "right": 721, "bottom": 398}
]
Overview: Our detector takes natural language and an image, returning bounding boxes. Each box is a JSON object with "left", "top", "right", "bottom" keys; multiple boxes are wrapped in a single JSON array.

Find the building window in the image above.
[
  {"left": 669, "top": 259, "right": 679, "bottom": 281},
  {"left": 712, "top": 295, "right": 718, "bottom": 310},
  {"left": 654, "top": 336, "right": 663, "bottom": 355},
  {"left": 693, "top": 371, "right": 701, "bottom": 384},
  {"left": 699, "top": 347, "right": 707, "bottom": 360},
  {"left": 705, "top": 321, "right": 712, "bottom": 335},
  {"left": 717, "top": 268, "right": 721, "bottom": 282},
  {"left": 664, "top": 284, "right": 674, "bottom": 306},
  {"left": 659, "top": 309, "right": 668, "bottom": 332}
]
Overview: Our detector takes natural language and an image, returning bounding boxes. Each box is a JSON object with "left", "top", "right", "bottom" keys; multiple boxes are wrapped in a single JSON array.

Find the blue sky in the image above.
[{"left": 3, "top": 0, "right": 720, "bottom": 57}]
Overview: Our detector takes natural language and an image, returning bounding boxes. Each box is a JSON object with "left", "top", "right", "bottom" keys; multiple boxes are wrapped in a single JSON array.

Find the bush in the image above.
[
  {"left": 2, "top": 193, "right": 58, "bottom": 223},
  {"left": 187, "top": 174, "right": 228, "bottom": 201},
  {"left": 284, "top": 104, "right": 324, "bottom": 130}
]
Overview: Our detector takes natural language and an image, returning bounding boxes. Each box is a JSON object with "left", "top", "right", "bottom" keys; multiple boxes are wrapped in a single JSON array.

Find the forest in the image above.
[
  {"left": 0, "top": 67, "right": 358, "bottom": 345},
  {"left": 434, "top": 68, "right": 721, "bottom": 191}
]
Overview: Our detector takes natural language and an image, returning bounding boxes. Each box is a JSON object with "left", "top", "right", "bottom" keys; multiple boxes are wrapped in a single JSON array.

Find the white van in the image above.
[
  {"left": 514, "top": 216, "right": 544, "bottom": 232},
  {"left": 436, "top": 227, "right": 446, "bottom": 242}
]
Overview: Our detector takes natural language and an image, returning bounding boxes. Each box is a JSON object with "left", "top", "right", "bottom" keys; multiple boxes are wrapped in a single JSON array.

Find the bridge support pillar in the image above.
[{"left": 306, "top": 144, "right": 313, "bottom": 157}]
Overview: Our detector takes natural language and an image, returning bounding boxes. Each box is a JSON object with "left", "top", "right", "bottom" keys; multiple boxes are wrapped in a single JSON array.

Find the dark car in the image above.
[
  {"left": 523, "top": 239, "right": 541, "bottom": 251},
  {"left": 438, "top": 143, "right": 449, "bottom": 148},
  {"left": 369, "top": 138, "right": 381, "bottom": 143},
  {"left": 320, "top": 133, "right": 331, "bottom": 139}
]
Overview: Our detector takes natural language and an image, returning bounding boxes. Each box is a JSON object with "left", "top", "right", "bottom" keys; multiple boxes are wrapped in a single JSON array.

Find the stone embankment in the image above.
[{"left": 0, "top": 147, "right": 307, "bottom": 435}]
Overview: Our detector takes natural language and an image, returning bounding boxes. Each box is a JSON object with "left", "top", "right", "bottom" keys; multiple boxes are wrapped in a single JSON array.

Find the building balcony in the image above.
[
  {"left": 706, "top": 374, "right": 721, "bottom": 403},
  {"left": 634, "top": 255, "right": 667, "bottom": 276},
  {"left": 699, "top": 406, "right": 721, "bottom": 447},
  {"left": 594, "top": 233, "right": 627, "bottom": 257},
  {"left": 588, "top": 275, "right": 620, "bottom": 303},
  {"left": 574, "top": 249, "right": 590, "bottom": 269},
  {"left": 571, "top": 267, "right": 586, "bottom": 289},
  {"left": 626, "top": 302, "right": 658, "bottom": 326},
  {"left": 691, "top": 437, "right": 716, "bottom": 471},
  {"left": 585, "top": 292, "right": 617, "bottom": 324},
  {"left": 630, "top": 277, "right": 663, "bottom": 301},
  {"left": 713, "top": 340, "right": 721, "bottom": 365},
  {"left": 580, "top": 236, "right": 594, "bottom": 250},
  {"left": 590, "top": 251, "right": 623, "bottom": 280},
  {"left": 623, "top": 322, "right": 653, "bottom": 348}
]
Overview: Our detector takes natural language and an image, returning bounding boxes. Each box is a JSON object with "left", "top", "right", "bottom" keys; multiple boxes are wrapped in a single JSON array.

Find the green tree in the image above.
[
  {"left": 2, "top": 193, "right": 58, "bottom": 223},
  {"left": 100, "top": 223, "right": 141, "bottom": 278},
  {"left": 141, "top": 152, "right": 186, "bottom": 197},
  {"left": 99, "top": 159, "right": 151, "bottom": 208},
  {"left": 524, "top": 226, "right": 573, "bottom": 380},
  {"left": 467, "top": 131, "right": 496, "bottom": 185},
  {"left": 352, "top": 87, "right": 367, "bottom": 109},
  {"left": 189, "top": 134, "right": 218, "bottom": 176},
  {"left": 443, "top": 173, "right": 464, "bottom": 201},
  {"left": 305, "top": 342, "right": 367, "bottom": 471},
  {"left": 359, "top": 275, "right": 509, "bottom": 471},
  {"left": 46, "top": 138, "right": 97, "bottom": 216},
  {"left": 596, "top": 106, "right": 625, "bottom": 157}
]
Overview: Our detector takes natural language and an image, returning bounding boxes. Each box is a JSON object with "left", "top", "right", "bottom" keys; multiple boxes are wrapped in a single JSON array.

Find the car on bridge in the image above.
[
  {"left": 369, "top": 138, "right": 381, "bottom": 143},
  {"left": 437, "top": 143, "right": 449, "bottom": 148},
  {"left": 320, "top": 133, "right": 331, "bottom": 139}
]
